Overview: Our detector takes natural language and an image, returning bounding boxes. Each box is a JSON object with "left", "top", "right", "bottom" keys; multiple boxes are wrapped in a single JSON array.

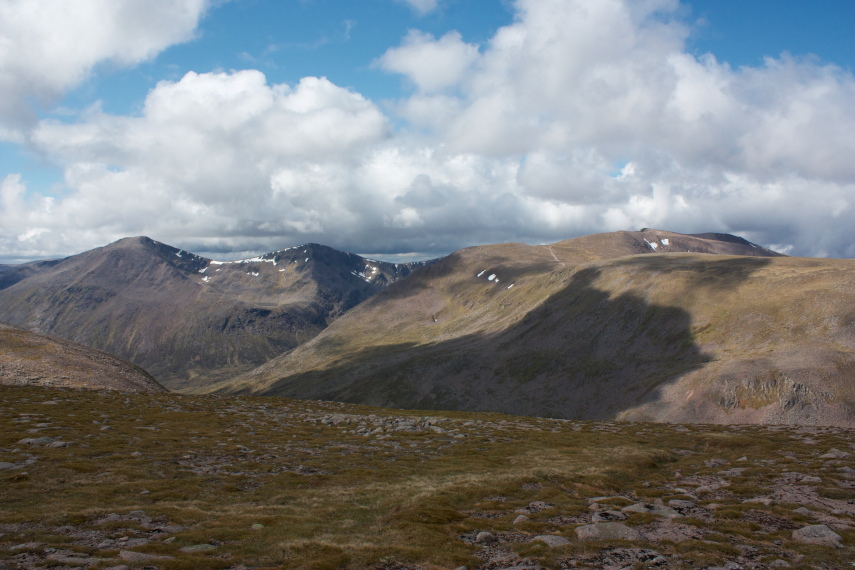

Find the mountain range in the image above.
[
  {"left": 0, "top": 236, "right": 426, "bottom": 390},
  {"left": 2, "top": 229, "right": 853, "bottom": 427}
]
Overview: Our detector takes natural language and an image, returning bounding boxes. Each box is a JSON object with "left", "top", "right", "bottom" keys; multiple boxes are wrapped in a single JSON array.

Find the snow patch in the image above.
[
  {"left": 644, "top": 239, "right": 659, "bottom": 250},
  {"left": 199, "top": 267, "right": 207, "bottom": 274},
  {"left": 202, "top": 276, "right": 209, "bottom": 282},
  {"left": 305, "top": 257, "right": 309, "bottom": 262},
  {"left": 175, "top": 251, "right": 183, "bottom": 257},
  {"left": 661, "top": 238, "right": 669, "bottom": 246},
  {"left": 350, "top": 270, "right": 371, "bottom": 283},
  {"left": 488, "top": 274, "right": 497, "bottom": 281},
  {"left": 507, "top": 284, "right": 514, "bottom": 289},
  {"left": 477, "top": 270, "right": 486, "bottom": 277}
]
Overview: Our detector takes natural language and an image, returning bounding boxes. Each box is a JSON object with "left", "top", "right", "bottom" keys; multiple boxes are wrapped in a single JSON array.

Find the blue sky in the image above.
[{"left": 0, "top": 0, "right": 853, "bottom": 262}]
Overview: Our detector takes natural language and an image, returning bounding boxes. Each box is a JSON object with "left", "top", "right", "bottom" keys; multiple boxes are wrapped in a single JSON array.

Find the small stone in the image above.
[
  {"left": 119, "top": 550, "right": 174, "bottom": 562},
  {"left": 793, "top": 507, "right": 811, "bottom": 516},
  {"left": 742, "top": 497, "right": 773, "bottom": 506},
  {"left": 130, "top": 451, "right": 142, "bottom": 457},
  {"left": 179, "top": 543, "right": 218, "bottom": 552},
  {"left": 103, "top": 566, "right": 131, "bottom": 570},
  {"left": 475, "top": 531, "right": 496, "bottom": 544},
  {"left": 530, "top": 534, "right": 570, "bottom": 547},
  {"left": 18, "top": 436, "right": 55, "bottom": 445},
  {"left": 46, "top": 554, "right": 90, "bottom": 566},
  {"left": 46, "top": 441, "right": 71, "bottom": 448},
  {"left": 0, "top": 462, "right": 17, "bottom": 470},
  {"left": 140, "top": 490, "right": 150, "bottom": 495},
  {"left": 736, "top": 456, "right": 748, "bottom": 461},
  {"left": 792, "top": 524, "right": 842, "bottom": 547},
  {"left": 575, "top": 522, "right": 644, "bottom": 541},
  {"left": 800, "top": 476, "right": 821, "bottom": 483},
  {"left": 10, "top": 542, "right": 41, "bottom": 551},
  {"left": 768, "top": 561, "right": 791, "bottom": 568},
  {"left": 512, "top": 515, "right": 530, "bottom": 525},
  {"left": 251, "top": 523, "right": 265, "bottom": 530}
]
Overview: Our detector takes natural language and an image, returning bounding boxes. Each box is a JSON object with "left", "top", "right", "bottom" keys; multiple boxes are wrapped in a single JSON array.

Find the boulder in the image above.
[
  {"left": 792, "top": 525, "right": 842, "bottom": 547},
  {"left": 575, "top": 522, "right": 644, "bottom": 541}
]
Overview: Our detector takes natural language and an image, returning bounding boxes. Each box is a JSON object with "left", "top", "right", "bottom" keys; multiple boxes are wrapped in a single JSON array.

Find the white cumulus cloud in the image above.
[
  {"left": 0, "top": 0, "right": 209, "bottom": 128},
  {"left": 1, "top": 0, "right": 854, "bottom": 262}
]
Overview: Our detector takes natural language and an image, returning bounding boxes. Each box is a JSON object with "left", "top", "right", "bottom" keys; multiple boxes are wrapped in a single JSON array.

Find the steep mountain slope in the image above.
[
  {"left": 0, "top": 322, "right": 164, "bottom": 392},
  {"left": 215, "top": 230, "right": 855, "bottom": 426},
  {"left": 0, "top": 237, "right": 425, "bottom": 390}
]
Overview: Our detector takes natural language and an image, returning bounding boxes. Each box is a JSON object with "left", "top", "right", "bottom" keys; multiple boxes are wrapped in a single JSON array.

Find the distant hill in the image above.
[
  {"left": 0, "top": 237, "right": 427, "bottom": 390},
  {"left": 211, "top": 229, "right": 855, "bottom": 427},
  {"left": 0, "top": 322, "right": 164, "bottom": 392}
]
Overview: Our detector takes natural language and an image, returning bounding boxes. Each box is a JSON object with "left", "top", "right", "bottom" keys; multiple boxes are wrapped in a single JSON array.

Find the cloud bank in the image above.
[{"left": 1, "top": 0, "right": 854, "bottom": 261}]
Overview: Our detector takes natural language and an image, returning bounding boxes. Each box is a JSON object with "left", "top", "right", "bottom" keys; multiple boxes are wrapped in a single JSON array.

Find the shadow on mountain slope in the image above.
[{"left": 240, "top": 256, "right": 775, "bottom": 420}]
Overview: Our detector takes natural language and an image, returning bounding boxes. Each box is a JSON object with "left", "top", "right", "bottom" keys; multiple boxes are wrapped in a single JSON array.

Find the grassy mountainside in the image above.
[
  {"left": 0, "top": 237, "right": 425, "bottom": 390},
  {"left": 213, "top": 230, "right": 855, "bottom": 427},
  {"left": 0, "top": 323, "right": 164, "bottom": 393},
  {"left": 1, "top": 385, "right": 853, "bottom": 569}
]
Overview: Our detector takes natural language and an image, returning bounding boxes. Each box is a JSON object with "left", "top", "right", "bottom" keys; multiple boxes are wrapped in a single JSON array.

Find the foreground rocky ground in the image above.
[{"left": 0, "top": 385, "right": 853, "bottom": 569}]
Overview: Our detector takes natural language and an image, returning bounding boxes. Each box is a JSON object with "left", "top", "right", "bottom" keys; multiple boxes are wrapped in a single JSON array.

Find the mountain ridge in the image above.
[{"left": 0, "top": 236, "right": 430, "bottom": 389}]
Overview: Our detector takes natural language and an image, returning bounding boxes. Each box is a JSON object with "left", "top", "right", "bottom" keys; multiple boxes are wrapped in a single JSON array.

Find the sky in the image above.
[{"left": 0, "top": 0, "right": 853, "bottom": 263}]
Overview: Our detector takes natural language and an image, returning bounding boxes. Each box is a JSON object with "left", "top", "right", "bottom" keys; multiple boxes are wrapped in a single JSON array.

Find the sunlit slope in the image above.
[
  {"left": 208, "top": 231, "right": 855, "bottom": 426},
  {"left": 0, "top": 322, "right": 164, "bottom": 392}
]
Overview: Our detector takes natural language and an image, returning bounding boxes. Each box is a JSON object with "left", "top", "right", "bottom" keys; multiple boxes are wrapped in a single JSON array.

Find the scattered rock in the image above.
[
  {"left": 768, "top": 560, "right": 791, "bottom": 568},
  {"left": 516, "top": 501, "right": 553, "bottom": 514},
  {"left": 252, "top": 523, "right": 265, "bottom": 530},
  {"left": 0, "top": 462, "right": 17, "bottom": 470},
  {"left": 530, "top": 534, "right": 570, "bottom": 547},
  {"left": 792, "top": 524, "right": 842, "bottom": 547},
  {"left": 512, "top": 515, "right": 530, "bottom": 525},
  {"left": 475, "top": 531, "right": 496, "bottom": 544},
  {"left": 793, "top": 507, "right": 811, "bottom": 516},
  {"left": 800, "top": 476, "right": 822, "bottom": 483},
  {"left": 575, "top": 522, "right": 644, "bottom": 541}
]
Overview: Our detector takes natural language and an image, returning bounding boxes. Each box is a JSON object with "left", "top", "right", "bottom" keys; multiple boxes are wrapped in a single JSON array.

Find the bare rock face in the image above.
[{"left": 0, "top": 322, "right": 163, "bottom": 393}]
